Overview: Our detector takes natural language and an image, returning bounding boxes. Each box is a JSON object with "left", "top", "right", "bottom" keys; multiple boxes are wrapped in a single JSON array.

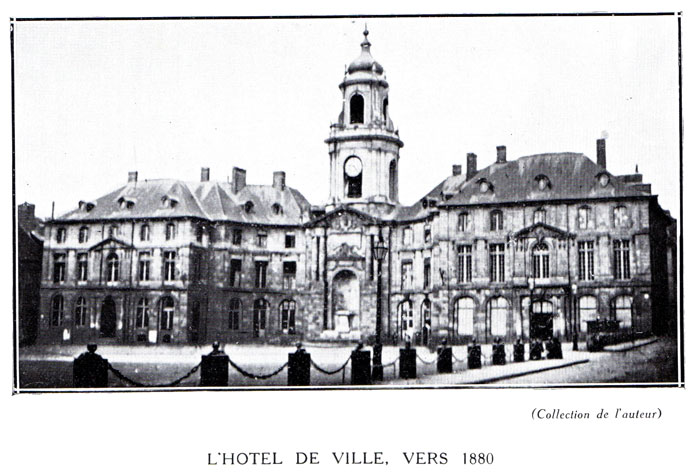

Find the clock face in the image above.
[{"left": 344, "top": 157, "right": 363, "bottom": 177}]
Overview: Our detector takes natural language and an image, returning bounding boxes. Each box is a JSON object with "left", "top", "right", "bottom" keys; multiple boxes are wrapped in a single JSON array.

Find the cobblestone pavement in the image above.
[{"left": 16, "top": 338, "right": 678, "bottom": 389}]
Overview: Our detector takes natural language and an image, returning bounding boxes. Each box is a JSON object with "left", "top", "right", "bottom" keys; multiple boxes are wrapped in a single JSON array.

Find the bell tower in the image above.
[{"left": 325, "top": 28, "right": 404, "bottom": 212}]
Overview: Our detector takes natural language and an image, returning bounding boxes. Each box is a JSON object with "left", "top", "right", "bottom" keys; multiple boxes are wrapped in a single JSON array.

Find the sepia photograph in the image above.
[{"left": 13, "top": 14, "right": 682, "bottom": 391}]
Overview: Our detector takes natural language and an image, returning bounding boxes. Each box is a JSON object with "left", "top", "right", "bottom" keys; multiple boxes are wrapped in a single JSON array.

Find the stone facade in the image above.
[{"left": 35, "top": 30, "right": 677, "bottom": 345}]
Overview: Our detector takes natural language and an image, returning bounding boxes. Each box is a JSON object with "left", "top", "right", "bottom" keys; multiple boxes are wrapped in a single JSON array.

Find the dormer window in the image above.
[
  {"left": 535, "top": 174, "right": 551, "bottom": 190},
  {"left": 597, "top": 172, "right": 611, "bottom": 188},
  {"left": 79, "top": 201, "right": 95, "bottom": 212},
  {"left": 478, "top": 178, "right": 492, "bottom": 193},
  {"left": 118, "top": 197, "right": 135, "bottom": 210},
  {"left": 161, "top": 195, "right": 178, "bottom": 208},
  {"left": 272, "top": 203, "right": 283, "bottom": 215},
  {"left": 244, "top": 201, "right": 254, "bottom": 214}
]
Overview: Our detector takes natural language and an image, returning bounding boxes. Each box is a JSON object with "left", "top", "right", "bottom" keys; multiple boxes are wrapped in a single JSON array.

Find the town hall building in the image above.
[{"left": 35, "top": 29, "right": 677, "bottom": 346}]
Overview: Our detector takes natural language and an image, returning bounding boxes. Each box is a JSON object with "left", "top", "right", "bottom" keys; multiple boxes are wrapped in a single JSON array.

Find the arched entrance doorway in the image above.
[
  {"left": 100, "top": 297, "right": 117, "bottom": 338},
  {"left": 331, "top": 270, "right": 360, "bottom": 333},
  {"left": 530, "top": 300, "right": 554, "bottom": 340}
]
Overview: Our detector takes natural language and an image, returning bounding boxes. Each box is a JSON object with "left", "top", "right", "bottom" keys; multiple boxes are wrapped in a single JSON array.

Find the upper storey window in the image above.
[
  {"left": 613, "top": 206, "right": 630, "bottom": 228},
  {"left": 578, "top": 206, "right": 591, "bottom": 230},
  {"left": 535, "top": 174, "right": 551, "bottom": 191},
  {"left": 490, "top": 210, "right": 503, "bottom": 231},
  {"left": 382, "top": 97, "right": 388, "bottom": 119},
  {"left": 56, "top": 227, "right": 66, "bottom": 244},
  {"left": 533, "top": 208, "right": 546, "bottom": 225},
  {"left": 349, "top": 94, "right": 364, "bottom": 124}
]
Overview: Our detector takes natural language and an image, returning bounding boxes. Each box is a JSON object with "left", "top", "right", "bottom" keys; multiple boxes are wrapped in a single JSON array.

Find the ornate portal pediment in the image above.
[{"left": 328, "top": 242, "right": 364, "bottom": 261}]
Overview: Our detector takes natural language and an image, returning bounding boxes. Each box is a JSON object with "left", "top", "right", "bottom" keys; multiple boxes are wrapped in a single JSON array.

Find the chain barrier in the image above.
[
  {"left": 310, "top": 355, "right": 352, "bottom": 375},
  {"left": 416, "top": 353, "right": 437, "bottom": 365},
  {"left": 228, "top": 359, "right": 288, "bottom": 380},
  {"left": 452, "top": 352, "right": 468, "bottom": 364},
  {"left": 107, "top": 361, "right": 201, "bottom": 388}
]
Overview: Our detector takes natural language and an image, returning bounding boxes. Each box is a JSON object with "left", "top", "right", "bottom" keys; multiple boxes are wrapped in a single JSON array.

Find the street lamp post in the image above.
[{"left": 372, "top": 234, "right": 388, "bottom": 381}]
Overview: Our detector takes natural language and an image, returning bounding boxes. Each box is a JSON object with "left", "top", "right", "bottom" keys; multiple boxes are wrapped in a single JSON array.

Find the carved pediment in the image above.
[
  {"left": 513, "top": 223, "right": 575, "bottom": 241},
  {"left": 89, "top": 237, "right": 134, "bottom": 251}
]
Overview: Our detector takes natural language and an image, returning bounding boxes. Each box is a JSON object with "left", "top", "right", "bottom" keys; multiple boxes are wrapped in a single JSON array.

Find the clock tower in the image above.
[{"left": 325, "top": 28, "right": 404, "bottom": 212}]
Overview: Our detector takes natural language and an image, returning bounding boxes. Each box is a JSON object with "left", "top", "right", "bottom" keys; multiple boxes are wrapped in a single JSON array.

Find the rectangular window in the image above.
[
  {"left": 231, "top": 228, "right": 242, "bottom": 245},
  {"left": 403, "top": 227, "right": 413, "bottom": 246},
  {"left": 424, "top": 225, "right": 432, "bottom": 244},
  {"left": 53, "top": 253, "right": 66, "bottom": 283},
  {"left": 401, "top": 260, "right": 413, "bottom": 290},
  {"left": 257, "top": 233, "right": 267, "bottom": 248},
  {"left": 285, "top": 233, "right": 296, "bottom": 249},
  {"left": 423, "top": 257, "right": 431, "bottom": 289},
  {"left": 578, "top": 241, "right": 595, "bottom": 281},
  {"left": 490, "top": 211, "right": 503, "bottom": 231},
  {"left": 77, "top": 253, "right": 88, "bottom": 282},
  {"left": 165, "top": 222, "right": 176, "bottom": 241},
  {"left": 613, "top": 239, "right": 631, "bottom": 280},
  {"left": 229, "top": 258, "right": 242, "bottom": 287},
  {"left": 456, "top": 245, "right": 473, "bottom": 283},
  {"left": 56, "top": 227, "right": 66, "bottom": 243},
  {"left": 138, "top": 252, "right": 151, "bottom": 281},
  {"left": 255, "top": 261, "right": 268, "bottom": 288},
  {"left": 457, "top": 213, "right": 470, "bottom": 232},
  {"left": 489, "top": 243, "right": 505, "bottom": 282},
  {"left": 163, "top": 251, "right": 177, "bottom": 281},
  {"left": 283, "top": 261, "right": 297, "bottom": 290}
]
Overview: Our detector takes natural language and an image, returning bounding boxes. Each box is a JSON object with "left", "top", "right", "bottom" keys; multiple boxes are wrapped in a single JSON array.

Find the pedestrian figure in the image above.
[
  {"left": 530, "top": 338, "right": 543, "bottom": 360},
  {"left": 73, "top": 343, "right": 108, "bottom": 388},
  {"left": 468, "top": 338, "right": 482, "bottom": 369},
  {"left": 513, "top": 337, "right": 525, "bottom": 362}
]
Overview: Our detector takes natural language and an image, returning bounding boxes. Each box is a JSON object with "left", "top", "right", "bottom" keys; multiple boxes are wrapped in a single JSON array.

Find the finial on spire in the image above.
[{"left": 361, "top": 23, "right": 371, "bottom": 49}]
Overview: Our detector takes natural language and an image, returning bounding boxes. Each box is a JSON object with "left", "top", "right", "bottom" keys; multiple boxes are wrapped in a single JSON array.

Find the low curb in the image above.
[
  {"left": 470, "top": 359, "right": 590, "bottom": 384},
  {"left": 604, "top": 338, "right": 658, "bottom": 353}
]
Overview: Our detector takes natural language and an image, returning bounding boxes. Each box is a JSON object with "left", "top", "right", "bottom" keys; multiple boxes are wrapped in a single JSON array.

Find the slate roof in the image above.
[{"left": 57, "top": 179, "right": 312, "bottom": 225}]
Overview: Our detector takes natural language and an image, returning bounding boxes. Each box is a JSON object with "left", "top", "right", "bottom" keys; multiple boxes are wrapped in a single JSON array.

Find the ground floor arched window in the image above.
[
  {"left": 398, "top": 300, "right": 414, "bottom": 341},
  {"left": 611, "top": 295, "right": 633, "bottom": 329},
  {"left": 578, "top": 295, "right": 597, "bottom": 332},
  {"left": 455, "top": 297, "right": 475, "bottom": 336},
  {"left": 74, "top": 296, "right": 88, "bottom": 327},
  {"left": 160, "top": 297, "right": 175, "bottom": 330},
  {"left": 51, "top": 294, "right": 64, "bottom": 326},
  {"left": 229, "top": 298, "right": 241, "bottom": 330},
  {"left": 280, "top": 300, "right": 296, "bottom": 334},
  {"left": 135, "top": 298, "right": 149, "bottom": 329},
  {"left": 488, "top": 297, "right": 508, "bottom": 338},
  {"left": 253, "top": 298, "right": 268, "bottom": 337}
]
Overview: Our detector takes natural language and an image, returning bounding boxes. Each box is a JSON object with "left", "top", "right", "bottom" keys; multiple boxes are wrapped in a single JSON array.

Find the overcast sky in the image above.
[{"left": 13, "top": 15, "right": 680, "bottom": 219}]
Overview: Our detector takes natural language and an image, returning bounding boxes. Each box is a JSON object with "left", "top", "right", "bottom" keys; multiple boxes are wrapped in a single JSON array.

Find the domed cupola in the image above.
[
  {"left": 325, "top": 27, "right": 403, "bottom": 212},
  {"left": 347, "top": 28, "right": 384, "bottom": 75}
]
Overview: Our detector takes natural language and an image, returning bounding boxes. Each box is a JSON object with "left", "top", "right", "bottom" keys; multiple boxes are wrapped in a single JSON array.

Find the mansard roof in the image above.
[
  {"left": 57, "top": 179, "right": 311, "bottom": 225},
  {"left": 434, "top": 153, "right": 652, "bottom": 208}
]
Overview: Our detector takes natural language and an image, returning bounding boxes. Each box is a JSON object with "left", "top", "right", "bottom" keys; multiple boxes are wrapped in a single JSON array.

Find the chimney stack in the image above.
[
  {"left": 496, "top": 146, "right": 507, "bottom": 164},
  {"left": 231, "top": 167, "right": 247, "bottom": 194},
  {"left": 201, "top": 167, "right": 210, "bottom": 182},
  {"left": 466, "top": 153, "right": 478, "bottom": 180},
  {"left": 596, "top": 138, "right": 606, "bottom": 169},
  {"left": 273, "top": 171, "right": 286, "bottom": 190},
  {"left": 128, "top": 171, "right": 138, "bottom": 183},
  {"left": 452, "top": 164, "right": 462, "bottom": 176},
  {"left": 17, "top": 202, "right": 36, "bottom": 232}
]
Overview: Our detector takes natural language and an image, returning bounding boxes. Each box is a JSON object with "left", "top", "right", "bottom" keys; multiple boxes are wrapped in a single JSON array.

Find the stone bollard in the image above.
[
  {"left": 467, "top": 341, "right": 482, "bottom": 369},
  {"left": 437, "top": 339, "right": 453, "bottom": 374},
  {"left": 351, "top": 343, "right": 372, "bottom": 385},
  {"left": 513, "top": 339, "right": 525, "bottom": 362},
  {"left": 73, "top": 343, "right": 109, "bottom": 388},
  {"left": 530, "top": 339, "right": 543, "bottom": 360},
  {"left": 372, "top": 343, "right": 383, "bottom": 382},
  {"left": 288, "top": 343, "right": 311, "bottom": 386},
  {"left": 492, "top": 339, "right": 506, "bottom": 365},
  {"left": 200, "top": 342, "right": 230, "bottom": 387},
  {"left": 399, "top": 341, "right": 417, "bottom": 379}
]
